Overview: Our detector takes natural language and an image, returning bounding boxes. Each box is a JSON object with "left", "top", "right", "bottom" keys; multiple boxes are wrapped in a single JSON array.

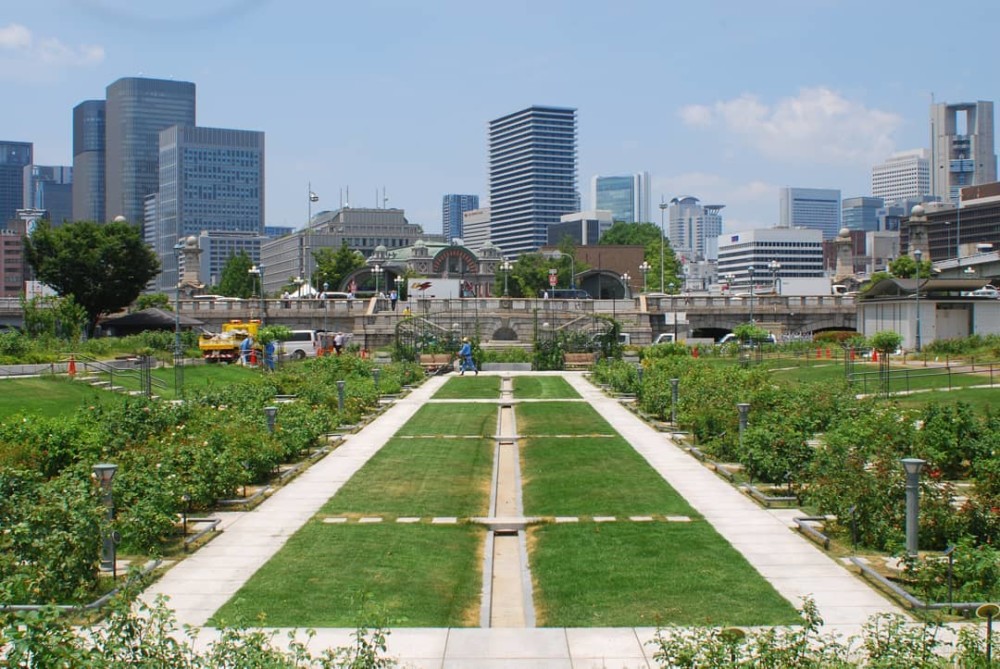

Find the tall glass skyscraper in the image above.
[
  {"left": 155, "top": 125, "right": 265, "bottom": 290},
  {"left": 442, "top": 194, "right": 479, "bottom": 241},
  {"left": 488, "top": 106, "right": 578, "bottom": 257},
  {"left": 591, "top": 172, "right": 650, "bottom": 223},
  {"left": 105, "top": 77, "right": 196, "bottom": 228},
  {"left": 72, "top": 100, "right": 106, "bottom": 223},
  {"left": 0, "top": 141, "right": 32, "bottom": 225},
  {"left": 23, "top": 165, "right": 73, "bottom": 226}
]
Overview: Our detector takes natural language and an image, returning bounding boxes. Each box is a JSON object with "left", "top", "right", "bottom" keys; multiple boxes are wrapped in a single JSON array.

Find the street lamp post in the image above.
[
  {"left": 737, "top": 403, "right": 750, "bottom": 447},
  {"left": 659, "top": 199, "right": 668, "bottom": 293},
  {"left": 173, "top": 240, "right": 185, "bottom": 396},
  {"left": 621, "top": 273, "right": 631, "bottom": 298},
  {"left": 373, "top": 264, "right": 383, "bottom": 297},
  {"left": 500, "top": 259, "right": 512, "bottom": 296},
  {"left": 725, "top": 272, "right": 735, "bottom": 294},
  {"left": 768, "top": 259, "right": 781, "bottom": 295},
  {"left": 670, "top": 378, "right": 679, "bottom": 424},
  {"left": 747, "top": 266, "right": 756, "bottom": 324},
  {"left": 249, "top": 264, "right": 265, "bottom": 324},
  {"left": 264, "top": 406, "right": 278, "bottom": 434},
  {"left": 914, "top": 249, "right": 922, "bottom": 352},
  {"left": 668, "top": 281, "right": 678, "bottom": 342},
  {"left": 639, "top": 260, "right": 650, "bottom": 293},
  {"left": 550, "top": 250, "right": 575, "bottom": 289},
  {"left": 323, "top": 282, "right": 329, "bottom": 332},
  {"left": 92, "top": 463, "right": 118, "bottom": 573},
  {"left": 901, "top": 458, "right": 926, "bottom": 556},
  {"left": 395, "top": 275, "right": 404, "bottom": 304}
]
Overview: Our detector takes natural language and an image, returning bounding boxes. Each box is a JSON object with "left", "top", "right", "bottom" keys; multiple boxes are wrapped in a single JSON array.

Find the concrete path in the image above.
[{"left": 141, "top": 371, "right": 903, "bottom": 667}]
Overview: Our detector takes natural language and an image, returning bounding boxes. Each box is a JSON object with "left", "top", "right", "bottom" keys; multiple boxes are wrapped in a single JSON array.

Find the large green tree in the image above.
[
  {"left": 217, "top": 250, "right": 256, "bottom": 298},
  {"left": 24, "top": 220, "right": 160, "bottom": 335},
  {"left": 599, "top": 221, "right": 681, "bottom": 292},
  {"left": 313, "top": 243, "right": 366, "bottom": 291},
  {"left": 496, "top": 251, "right": 581, "bottom": 297}
]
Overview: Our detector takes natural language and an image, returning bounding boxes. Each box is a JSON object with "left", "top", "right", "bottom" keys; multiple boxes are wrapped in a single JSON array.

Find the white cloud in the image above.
[
  {"left": 0, "top": 24, "right": 105, "bottom": 80},
  {"left": 678, "top": 87, "right": 901, "bottom": 166}
]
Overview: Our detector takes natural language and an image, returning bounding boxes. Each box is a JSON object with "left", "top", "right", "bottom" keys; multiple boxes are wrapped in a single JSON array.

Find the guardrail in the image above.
[
  {"left": 793, "top": 516, "right": 832, "bottom": 549},
  {"left": 851, "top": 360, "right": 999, "bottom": 395},
  {"left": 848, "top": 557, "right": 990, "bottom": 612}
]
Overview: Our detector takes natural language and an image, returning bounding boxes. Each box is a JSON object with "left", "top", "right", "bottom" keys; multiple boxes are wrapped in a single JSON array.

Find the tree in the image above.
[
  {"left": 314, "top": 243, "right": 366, "bottom": 291},
  {"left": 599, "top": 221, "right": 681, "bottom": 291},
  {"left": 134, "top": 293, "right": 172, "bottom": 311},
  {"left": 217, "top": 251, "right": 256, "bottom": 298},
  {"left": 889, "top": 255, "right": 932, "bottom": 279},
  {"left": 24, "top": 220, "right": 160, "bottom": 336}
]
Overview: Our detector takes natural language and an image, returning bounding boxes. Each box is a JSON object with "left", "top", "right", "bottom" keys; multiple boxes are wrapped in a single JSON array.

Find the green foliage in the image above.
[
  {"left": 813, "top": 330, "right": 859, "bottom": 345},
  {"left": 889, "top": 254, "right": 933, "bottom": 279},
  {"left": 24, "top": 220, "right": 160, "bottom": 335},
  {"left": 257, "top": 325, "right": 292, "bottom": 346},
  {"left": 21, "top": 294, "right": 87, "bottom": 342},
  {"left": 869, "top": 330, "right": 903, "bottom": 353},
  {"left": 923, "top": 332, "right": 1000, "bottom": 357},
  {"left": 480, "top": 347, "right": 532, "bottom": 363},
  {"left": 503, "top": 252, "right": 579, "bottom": 298},
  {"left": 313, "top": 242, "right": 367, "bottom": 292},
  {"left": 740, "top": 423, "right": 812, "bottom": 485},
  {"left": 904, "top": 537, "right": 1000, "bottom": 603},
  {"left": 533, "top": 336, "right": 564, "bottom": 370},
  {"left": 598, "top": 221, "right": 681, "bottom": 290},
  {"left": 132, "top": 293, "right": 172, "bottom": 311},
  {"left": 860, "top": 270, "right": 892, "bottom": 293},
  {"left": 590, "top": 358, "right": 639, "bottom": 394},
  {"left": 217, "top": 250, "right": 256, "bottom": 298},
  {"left": 641, "top": 342, "right": 690, "bottom": 360}
]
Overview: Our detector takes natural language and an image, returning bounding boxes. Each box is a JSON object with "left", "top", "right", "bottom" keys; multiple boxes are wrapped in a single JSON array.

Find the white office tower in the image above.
[
  {"left": 668, "top": 196, "right": 724, "bottom": 260},
  {"left": 591, "top": 172, "right": 651, "bottom": 223},
  {"left": 930, "top": 101, "right": 997, "bottom": 203},
  {"left": 779, "top": 187, "right": 841, "bottom": 240},
  {"left": 872, "top": 149, "right": 930, "bottom": 204},
  {"left": 462, "top": 207, "right": 492, "bottom": 255},
  {"left": 717, "top": 227, "right": 825, "bottom": 295}
]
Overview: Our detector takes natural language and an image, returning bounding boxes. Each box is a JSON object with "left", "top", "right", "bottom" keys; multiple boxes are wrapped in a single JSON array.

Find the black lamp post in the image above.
[
  {"left": 500, "top": 259, "right": 512, "bottom": 296},
  {"left": 264, "top": 406, "right": 278, "bottom": 433},
  {"left": 914, "top": 249, "right": 922, "bottom": 352},
  {"left": 901, "top": 458, "right": 925, "bottom": 556},
  {"left": 639, "top": 261, "right": 650, "bottom": 293},
  {"left": 92, "top": 463, "right": 118, "bottom": 572},
  {"left": 747, "top": 266, "right": 756, "bottom": 324}
]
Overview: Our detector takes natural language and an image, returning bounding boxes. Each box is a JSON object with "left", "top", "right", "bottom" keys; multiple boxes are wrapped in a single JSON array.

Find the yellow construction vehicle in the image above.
[{"left": 198, "top": 320, "right": 261, "bottom": 363}]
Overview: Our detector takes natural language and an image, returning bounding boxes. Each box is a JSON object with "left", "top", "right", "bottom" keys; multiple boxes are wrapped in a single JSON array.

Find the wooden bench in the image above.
[
  {"left": 419, "top": 353, "right": 453, "bottom": 373},
  {"left": 564, "top": 352, "right": 597, "bottom": 370}
]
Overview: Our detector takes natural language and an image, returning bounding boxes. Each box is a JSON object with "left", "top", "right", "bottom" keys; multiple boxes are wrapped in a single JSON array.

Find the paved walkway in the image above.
[{"left": 141, "top": 371, "right": 902, "bottom": 668}]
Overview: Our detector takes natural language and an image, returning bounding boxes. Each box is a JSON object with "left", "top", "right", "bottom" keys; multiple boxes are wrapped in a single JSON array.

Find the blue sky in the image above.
[{"left": 1, "top": 0, "right": 996, "bottom": 235}]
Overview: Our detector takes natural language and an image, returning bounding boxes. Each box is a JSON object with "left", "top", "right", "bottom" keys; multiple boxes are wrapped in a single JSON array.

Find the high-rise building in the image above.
[
  {"left": 461, "top": 207, "right": 491, "bottom": 255},
  {"left": 779, "top": 187, "right": 842, "bottom": 240},
  {"left": 0, "top": 141, "right": 33, "bottom": 224},
  {"left": 717, "top": 227, "right": 825, "bottom": 290},
  {"left": 442, "top": 194, "right": 479, "bottom": 241},
  {"left": 154, "top": 125, "right": 264, "bottom": 291},
  {"left": 488, "top": 105, "right": 578, "bottom": 257},
  {"left": 591, "top": 172, "right": 651, "bottom": 223},
  {"left": 842, "top": 196, "right": 883, "bottom": 233},
  {"left": 72, "top": 100, "right": 106, "bottom": 222},
  {"left": 23, "top": 165, "right": 73, "bottom": 225},
  {"left": 668, "top": 196, "right": 725, "bottom": 260},
  {"left": 105, "top": 77, "right": 196, "bottom": 228},
  {"left": 930, "top": 101, "right": 997, "bottom": 203},
  {"left": 871, "top": 149, "right": 929, "bottom": 204}
]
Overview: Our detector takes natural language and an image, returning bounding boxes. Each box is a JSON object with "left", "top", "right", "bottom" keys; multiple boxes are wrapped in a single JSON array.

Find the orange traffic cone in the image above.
[
  {"left": 816, "top": 348, "right": 821, "bottom": 359},
  {"left": 826, "top": 348, "right": 831, "bottom": 358},
  {"left": 249, "top": 347, "right": 257, "bottom": 366},
  {"left": 68, "top": 355, "right": 76, "bottom": 377},
  {"left": 850, "top": 349, "right": 855, "bottom": 361},
  {"left": 692, "top": 346, "right": 699, "bottom": 358},
  {"left": 872, "top": 350, "right": 879, "bottom": 362}
]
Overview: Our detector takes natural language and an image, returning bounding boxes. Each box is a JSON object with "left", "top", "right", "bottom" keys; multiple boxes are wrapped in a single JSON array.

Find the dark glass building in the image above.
[
  {"left": 442, "top": 194, "right": 479, "bottom": 241},
  {"left": 105, "top": 77, "right": 196, "bottom": 228},
  {"left": 24, "top": 165, "right": 73, "bottom": 226},
  {"left": 0, "top": 141, "right": 33, "bottom": 225},
  {"left": 488, "top": 106, "right": 578, "bottom": 257},
  {"left": 72, "top": 100, "right": 106, "bottom": 222}
]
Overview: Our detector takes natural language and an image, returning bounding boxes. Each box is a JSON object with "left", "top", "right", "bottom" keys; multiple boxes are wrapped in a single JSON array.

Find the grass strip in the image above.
[
  {"left": 0, "top": 376, "right": 126, "bottom": 418},
  {"left": 513, "top": 376, "right": 580, "bottom": 399},
  {"left": 434, "top": 376, "right": 500, "bottom": 399},
  {"left": 521, "top": 436, "right": 695, "bottom": 516},
  {"left": 212, "top": 523, "right": 483, "bottom": 627},
  {"left": 320, "top": 437, "right": 493, "bottom": 517},
  {"left": 516, "top": 401, "right": 611, "bottom": 436},
  {"left": 529, "top": 522, "right": 801, "bottom": 627},
  {"left": 396, "top": 402, "right": 497, "bottom": 437}
]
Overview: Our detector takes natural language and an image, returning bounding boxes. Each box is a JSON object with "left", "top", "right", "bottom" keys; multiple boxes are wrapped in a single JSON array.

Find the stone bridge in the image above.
[{"left": 0, "top": 294, "right": 856, "bottom": 344}]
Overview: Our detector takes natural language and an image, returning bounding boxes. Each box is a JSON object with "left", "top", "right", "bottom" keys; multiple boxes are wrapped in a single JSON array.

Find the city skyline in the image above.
[{"left": 2, "top": 0, "right": 998, "bottom": 238}]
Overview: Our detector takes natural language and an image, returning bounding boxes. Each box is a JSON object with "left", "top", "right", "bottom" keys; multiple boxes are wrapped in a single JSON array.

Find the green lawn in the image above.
[
  {"left": 529, "top": 522, "right": 801, "bottom": 627},
  {"left": 434, "top": 376, "right": 500, "bottom": 399},
  {"left": 87, "top": 363, "right": 259, "bottom": 400},
  {"left": 396, "top": 403, "right": 497, "bottom": 437},
  {"left": 513, "top": 376, "right": 580, "bottom": 399},
  {"left": 894, "top": 386, "right": 1000, "bottom": 412},
  {"left": 850, "top": 367, "right": 991, "bottom": 395},
  {"left": 517, "top": 401, "right": 613, "bottom": 436},
  {"left": 521, "top": 436, "right": 695, "bottom": 516},
  {"left": 319, "top": 438, "right": 493, "bottom": 517},
  {"left": 0, "top": 376, "right": 125, "bottom": 418},
  {"left": 212, "top": 523, "right": 483, "bottom": 627}
]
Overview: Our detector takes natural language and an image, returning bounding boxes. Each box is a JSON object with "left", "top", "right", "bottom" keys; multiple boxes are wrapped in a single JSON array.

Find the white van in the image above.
[{"left": 281, "top": 330, "right": 320, "bottom": 359}]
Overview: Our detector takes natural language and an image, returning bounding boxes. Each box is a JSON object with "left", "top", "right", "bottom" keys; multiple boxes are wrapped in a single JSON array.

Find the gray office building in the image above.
[
  {"left": 72, "top": 100, "right": 106, "bottom": 222},
  {"left": 488, "top": 106, "right": 579, "bottom": 257},
  {"left": 0, "top": 141, "right": 32, "bottom": 225},
  {"left": 105, "top": 77, "right": 196, "bottom": 228},
  {"left": 155, "top": 125, "right": 264, "bottom": 291},
  {"left": 779, "top": 187, "right": 842, "bottom": 240},
  {"left": 24, "top": 165, "right": 72, "bottom": 225},
  {"left": 930, "top": 101, "right": 997, "bottom": 204},
  {"left": 591, "top": 172, "right": 651, "bottom": 223},
  {"left": 842, "top": 196, "right": 883, "bottom": 233}
]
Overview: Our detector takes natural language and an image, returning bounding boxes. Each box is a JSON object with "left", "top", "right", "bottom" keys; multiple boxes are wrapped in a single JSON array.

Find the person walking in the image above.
[
  {"left": 239, "top": 335, "right": 254, "bottom": 366},
  {"left": 333, "top": 332, "right": 344, "bottom": 356},
  {"left": 264, "top": 340, "right": 276, "bottom": 371},
  {"left": 389, "top": 289, "right": 398, "bottom": 311},
  {"left": 458, "top": 337, "right": 477, "bottom": 375}
]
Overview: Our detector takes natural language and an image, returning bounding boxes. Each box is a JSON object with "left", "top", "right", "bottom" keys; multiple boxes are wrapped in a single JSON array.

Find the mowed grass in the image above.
[
  {"left": 513, "top": 376, "right": 580, "bottom": 399},
  {"left": 517, "top": 401, "right": 611, "bottom": 436},
  {"left": 895, "top": 386, "right": 1000, "bottom": 412},
  {"left": 529, "top": 522, "right": 801, "bottom": 627},
  {"left": 521, "top": 436, "right": 695, "bottom": 516},
  {"left": 212, "top": 523, "right": 483, "bottom": 627},
  {"left": 396, "top": 403, "right": 497, "bottom": 436},
  {"left": 319, "top": 438, "right": 493, "bottom": 517},
  {"left": 434, "top": 376, "right": 500, "bottom": 399},
  {"left": 0, "top": 376, "right": 126, "bottom": 418}
]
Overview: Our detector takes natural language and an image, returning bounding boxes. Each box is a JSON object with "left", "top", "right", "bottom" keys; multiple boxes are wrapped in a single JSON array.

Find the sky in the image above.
[{"left": 1, "top": 0, "right": 997, "bottom": 236}]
